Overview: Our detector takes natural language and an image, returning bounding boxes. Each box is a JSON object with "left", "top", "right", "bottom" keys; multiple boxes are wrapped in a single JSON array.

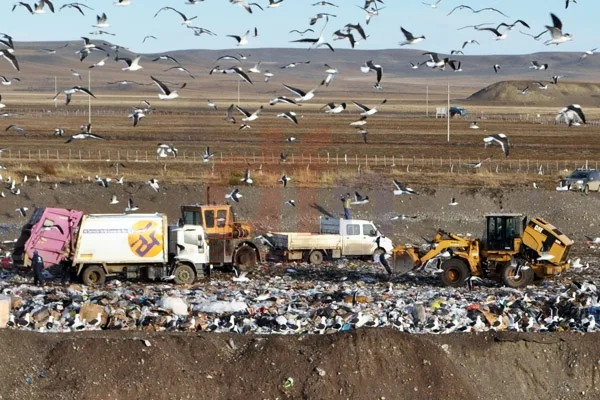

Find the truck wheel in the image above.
[
  {"left": 500, "top": 264, "right": 534, "bottom": 289},
  {"left": 173, "top": 263, "right": 195, "bottom": 285},
  {"left": 81, "top": 265, "right": 106, "bottom": 285},
  {"left": 235, "top": 245, "right": 258, "bottom": 271},
  {"left": 584, "top": 185, "right": 590, "bottom": 194},
  {"left": 308, "top": 250, "right": 324, "bottom": 265},
  {"left": 440, "top": 258, "right": 470, "bottom": 288}
]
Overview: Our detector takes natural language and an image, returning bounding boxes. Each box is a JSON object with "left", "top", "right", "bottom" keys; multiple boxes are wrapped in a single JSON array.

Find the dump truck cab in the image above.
[{"left": 180, "top": 204, "right": 259, "bottom": 270}]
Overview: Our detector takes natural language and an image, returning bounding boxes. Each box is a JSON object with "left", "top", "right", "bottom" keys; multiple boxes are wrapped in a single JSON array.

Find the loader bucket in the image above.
[{"left": 392, "top": 253, "right": 415, "bottom": 275}]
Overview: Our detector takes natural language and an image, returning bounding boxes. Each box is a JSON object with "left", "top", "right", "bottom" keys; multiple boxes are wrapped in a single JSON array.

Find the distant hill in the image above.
[
  {"left": 4, "top": 41, "right": 600, "bottom": 97},
  {"left": 465, "top": 81, "right": 600, "bottom": 106}
]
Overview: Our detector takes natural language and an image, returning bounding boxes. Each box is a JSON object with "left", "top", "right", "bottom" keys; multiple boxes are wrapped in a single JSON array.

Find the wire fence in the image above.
[
  {"left": 14, "top": 108, "right": 600, "bottom": 126},
  {"left": 0, "top": 148, "right": 596, "bottom": 176}
]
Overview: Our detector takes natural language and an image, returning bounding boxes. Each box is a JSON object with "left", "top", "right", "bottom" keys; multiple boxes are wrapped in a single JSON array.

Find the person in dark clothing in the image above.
[{"left": 31, "top": 250, "right": 45, "bottom": 286}]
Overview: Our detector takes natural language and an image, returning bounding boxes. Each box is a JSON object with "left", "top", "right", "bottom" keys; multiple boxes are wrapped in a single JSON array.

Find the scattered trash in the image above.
[
  {"left": 0, "top": 258, "right": 597, "bottom": 335},
  {"left": 25, "top": 377, "right": 31, "bottom": 384},
  {"left": 159, "top": 296, "right": 188, "bottom": 316},
  {"left": 284, "top": 377, "right": 294, "bottom": 388},
  {"left": 142, "top": 339, "right": 151, "bottom": 347},
  {"left": 227, "top": 337, "right": 237, "bottom": 350},
  {"left": 39, "top": 371, "right": 46, "bottom": 378},
  {"left": 315, "top": 367, "right": 326, "bottom": 377}
]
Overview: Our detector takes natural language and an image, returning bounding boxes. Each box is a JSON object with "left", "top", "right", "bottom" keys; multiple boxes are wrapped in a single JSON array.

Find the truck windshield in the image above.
[{"left": 183, "top": 211, "right": 202, "bottom": 225}]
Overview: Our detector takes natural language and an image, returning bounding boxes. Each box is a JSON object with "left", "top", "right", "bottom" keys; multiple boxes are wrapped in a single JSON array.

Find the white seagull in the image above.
[
  {"left": 150, "top": 76, "right": 184, "bottom": 100},
  {"left": 399, "top": 27, "right": 425, "bottom": 46},
  {"left": 352, "top": 99, "right": 386, "bottom": 116},
  {"left": 226, "top": 188, "right": 242, "bottom": 202},
  {"left": 154, "top": 7, "right": 197, "bottom": 24},
  {"left": 283, "top": 84, "right": 317, "bottom": 102},
  {"left": 545, "top": 13, "right": 572, "bottom": 45},
  {"left": 393, "top": 180, "right": 418, "bottom": 195},
  {"left": 483, "top": 133, "right": 510, "bottom": 157}
]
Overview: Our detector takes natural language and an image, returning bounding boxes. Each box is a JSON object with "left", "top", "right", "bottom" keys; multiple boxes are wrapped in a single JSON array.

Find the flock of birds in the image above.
[{"left": 0, "top": 0, "right": 593, "bottom": 218}]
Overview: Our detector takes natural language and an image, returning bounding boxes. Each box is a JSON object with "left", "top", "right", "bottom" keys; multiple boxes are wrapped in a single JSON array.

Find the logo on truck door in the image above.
[{"left": 128, "top": 220, "right": 163, "bottom": 258}]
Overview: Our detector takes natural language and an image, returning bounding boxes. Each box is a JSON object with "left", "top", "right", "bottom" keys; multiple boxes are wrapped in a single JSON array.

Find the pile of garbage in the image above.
[{"left": 0, "top": 260, "right": 599, "bottom": 334}]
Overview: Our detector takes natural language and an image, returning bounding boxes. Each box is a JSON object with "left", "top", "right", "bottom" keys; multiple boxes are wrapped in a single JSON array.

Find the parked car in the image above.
[{"left": 559, "top": 169, "right": 600, "bottom": 193}]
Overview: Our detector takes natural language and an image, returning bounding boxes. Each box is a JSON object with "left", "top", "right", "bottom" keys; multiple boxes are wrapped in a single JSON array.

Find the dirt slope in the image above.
[
  {"left": 0, "top": 329, "right": 596, "bottom": 400},
  {"left": 465, "top": 80, "right": 600, "bottom": 106}
]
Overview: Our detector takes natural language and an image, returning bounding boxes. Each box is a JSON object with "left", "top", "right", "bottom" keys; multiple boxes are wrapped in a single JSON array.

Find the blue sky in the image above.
[{"left": 1, "top": 0, "right": 595, "bottom": 55}]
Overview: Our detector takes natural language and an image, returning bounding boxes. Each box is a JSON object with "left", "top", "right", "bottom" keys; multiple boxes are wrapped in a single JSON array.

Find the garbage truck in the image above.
[{"left": 13, "top": 207, "right": 209, "bottom": 285}]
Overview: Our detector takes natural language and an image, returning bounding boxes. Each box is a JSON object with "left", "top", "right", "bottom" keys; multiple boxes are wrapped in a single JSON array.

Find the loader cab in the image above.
[{"left": 483, "top": 214, "right": 526, "bottom": 251}]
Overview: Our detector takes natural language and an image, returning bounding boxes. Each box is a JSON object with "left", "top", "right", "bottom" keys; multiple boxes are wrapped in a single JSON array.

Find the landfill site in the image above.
[
  {"left": 1, "top": 0, "right": 600, "bottom": 398},
  {"left": 1, "top": 183, "right": 600, "bottom": 399}
]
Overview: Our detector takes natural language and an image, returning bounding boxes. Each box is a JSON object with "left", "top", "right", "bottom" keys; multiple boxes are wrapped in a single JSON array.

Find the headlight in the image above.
[{"left": 577, "top": 180, "right": 584, "bottom": 184}]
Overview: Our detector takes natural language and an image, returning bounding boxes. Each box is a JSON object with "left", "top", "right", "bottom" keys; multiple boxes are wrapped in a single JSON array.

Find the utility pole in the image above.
[
  {"left": 447, "top": 82, "right": 450, "bottom": 143},
  {"left": 88, "top": 70, "right": 92, "bottom": 124},
  {"left": 54, "top": 76, "right": 57, "bottom": 109},
  {"left": 237, "top": 78, "right": 240, "bottom": 104},
  {"left": 426, "top": 85, "right": 429, "bottom": 117}
]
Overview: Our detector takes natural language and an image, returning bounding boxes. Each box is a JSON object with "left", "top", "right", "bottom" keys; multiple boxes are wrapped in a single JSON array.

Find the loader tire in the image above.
[
  {"left": 440, "top": 258, "right": 470, "bottom": 288},
  {"left": 308, "top": 250, "right": 324, "bottom": 265},
  {"left": 500, "top": 263, "right": 534, "bottom": 289},
  {"left": 584, "top": 185, "right": 590, "bottom": 194},
  {"left": 81, "top": 265, "right": 106, "bottom": 285},
  {"left": 173, "top": 263, "right": 195, "bottom": 285},
  {"left": 235, "top": 245, "right": 258, "bottom": 271}
]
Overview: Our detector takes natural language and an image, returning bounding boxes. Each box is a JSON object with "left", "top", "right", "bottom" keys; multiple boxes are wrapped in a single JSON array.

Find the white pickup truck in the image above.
[{"left": 269, "top": 218, "right": 394, "bottom": 265}]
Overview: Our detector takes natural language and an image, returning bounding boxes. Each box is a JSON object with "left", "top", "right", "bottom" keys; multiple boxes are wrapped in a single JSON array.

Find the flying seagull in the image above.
[
  {"left": 203, "top": 146, "right": 214, "bottom": 162},
  {"left": 227, "top": 30, "right": 250, "bottom": 46},
  {"left": 147, "top": 178, "right": 160, "bottom": 192},
  {"left": 241, "top": 169, "right": 253, "bottom": 184},
  {"left": 53, "top": 86, "right": 96, "bottom": 106},
  {"left": 545, "top": 13, "right": 572, "bottom": 45},
  {"left": 279, "top": 174, "right": 291, "bottom": 187},
  {"left": 93, "top": 13, "right": 109, "bottom": 28},
  {"left": 393, "top": 180, "right": 418, "bottom": 195},
  {"left": 226, "top": 188, "right": 242, "bottom": 202},
  {"left": 116, "top": 56, "right": 143, "bottom": 71},
  {"left": 221, "top": 67, "right": 253, "bottom": 84},
  {"left": 556, "top": 104, "right": 586, "bottom": 126},
  {"left": 360, "top": 60, "right": 383, "bottom": 86},
  {"left": 150, "top": 76, "right": 185, "bottom": 100},
  {"left": 230, "top": 0, "right": 263, "bottom": 14},
  {"left": 352, "top": 99, "right": 387, "bottom": 116},
  {"left": 321, "top": 102, "right": 346, "bottom": 114},
  {"left": 157, "top": 143, "right": 178, "bottom": 158},
  {"left": 276, "top": 111, "right": 298, "bottom": 125},
  {"left": 125, "top": 198, "right": 139, "bottom": 212},
  {"left": 236, "top": 105, "right": 263, "bottom": 122},
  {"left": 0, "top": 49, "right": 19, "bottom": 72},
  {"left": 399, "top": 27, "right": 425, "bottom": 46},
  {"left": 283, "top": 84, "right": 317, "bottom": 102},
  {"left": 351, "top": 192, "right": 369, "bottom": 205},
  {"left": 483, "top": 133, "right": 510, "bottom": 157},
  {"left": 154, "top": 7, "right": 197, "bottom": 24}
]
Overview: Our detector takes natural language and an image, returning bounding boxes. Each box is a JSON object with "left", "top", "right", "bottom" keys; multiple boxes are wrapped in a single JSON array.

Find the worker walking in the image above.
[
  {"left": 342, "top": 193, "right": 352, "bottom": 220},
  {"left": 31, "top": 250, "right": 45, "bottom": 286}
]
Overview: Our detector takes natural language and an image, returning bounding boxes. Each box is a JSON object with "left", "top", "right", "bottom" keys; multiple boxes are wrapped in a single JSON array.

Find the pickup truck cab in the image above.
[{"left": 269, "top": 217, "right": 394, "bottom": 265}]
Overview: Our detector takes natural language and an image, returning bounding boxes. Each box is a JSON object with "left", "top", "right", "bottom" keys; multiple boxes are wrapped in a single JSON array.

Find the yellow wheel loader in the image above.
[{"left": 389, "top": 214, "right": 573, "bottom": 289}]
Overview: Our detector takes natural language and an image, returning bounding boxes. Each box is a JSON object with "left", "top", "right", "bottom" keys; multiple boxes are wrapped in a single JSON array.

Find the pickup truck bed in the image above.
[{"left": 271, "top": 232, "right": 342, "bottom": 251}]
